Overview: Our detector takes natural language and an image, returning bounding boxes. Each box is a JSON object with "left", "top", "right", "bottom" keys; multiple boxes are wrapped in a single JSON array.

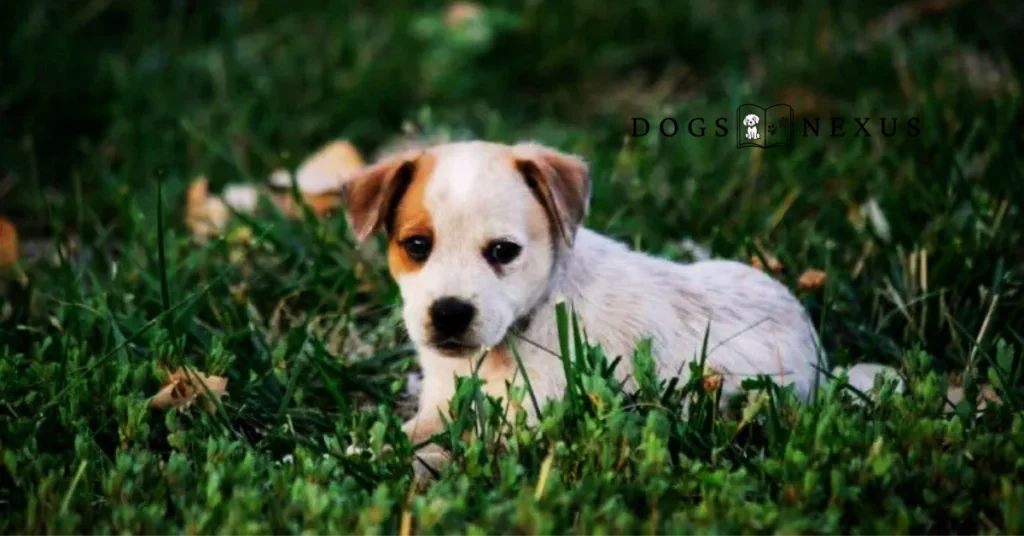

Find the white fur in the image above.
[
  {"left": 346, "top": 141, "right": 903, "bottom": 475},
  {"left": 408, "top": 228, "right": 825, "bottom": 423}
]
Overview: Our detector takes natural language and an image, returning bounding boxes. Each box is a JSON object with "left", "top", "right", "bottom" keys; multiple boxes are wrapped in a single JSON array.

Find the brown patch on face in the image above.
[
  {"left": 481, "top": 345, "right": 514, "bottom": 376},
  {"left": 386, "top": 154, "right": 437, "bottom": 277}
]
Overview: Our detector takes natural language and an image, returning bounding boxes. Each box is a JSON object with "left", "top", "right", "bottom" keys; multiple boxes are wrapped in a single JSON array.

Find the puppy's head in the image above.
[{"left": 340, "top": 141, "right": 589, "bottom": 357}]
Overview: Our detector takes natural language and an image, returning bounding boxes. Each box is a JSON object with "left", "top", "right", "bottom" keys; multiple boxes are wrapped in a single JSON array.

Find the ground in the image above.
[{"left": 1, "top": 0, "right": 1023, "bottom": 534}]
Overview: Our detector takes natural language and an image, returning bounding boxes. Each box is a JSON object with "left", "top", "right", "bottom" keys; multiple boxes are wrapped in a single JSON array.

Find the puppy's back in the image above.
[{"left": 558, "top": 230, "right": 823, "bottom": 398}]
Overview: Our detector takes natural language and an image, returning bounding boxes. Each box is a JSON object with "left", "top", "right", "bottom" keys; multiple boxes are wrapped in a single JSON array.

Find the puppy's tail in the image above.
[
  {"left": 830, "top": 363, "right": 1001, "bottom": 412},
  {"left": 830, "top": 363, "right": 905, "bottom": 395}
]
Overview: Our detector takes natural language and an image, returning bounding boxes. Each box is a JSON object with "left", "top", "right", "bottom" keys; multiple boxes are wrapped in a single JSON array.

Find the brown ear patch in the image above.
[
  {"left": 385, "top": 154, "right": 437, "bottom": 277},
  {"left": 512, "top": 144, "right": 591, "bottom": 248},
  {"left": 516, "top": 159, "right": 564, "bottom": 250},
  {"left": 340, "top": 150, "right": 422, "bottom": 242}
]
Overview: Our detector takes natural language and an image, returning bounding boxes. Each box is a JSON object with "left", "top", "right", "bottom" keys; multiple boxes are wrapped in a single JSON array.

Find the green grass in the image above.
[{"left": 2, "top": 0, "right": 1024, "bottom": 533}]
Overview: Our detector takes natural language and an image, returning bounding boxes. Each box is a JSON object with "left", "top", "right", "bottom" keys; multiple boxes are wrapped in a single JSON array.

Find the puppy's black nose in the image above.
[{"left": 429, "top": 297, "right": 475, "bottom": 338}]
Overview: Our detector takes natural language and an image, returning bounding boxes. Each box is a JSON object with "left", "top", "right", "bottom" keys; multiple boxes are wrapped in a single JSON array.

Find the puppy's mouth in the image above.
[
  {"left": 431, "top": 338, "right": 481, "bottom": 357},
  {"left": 426, "top": 314, "right": 535, "bottom": 358}
]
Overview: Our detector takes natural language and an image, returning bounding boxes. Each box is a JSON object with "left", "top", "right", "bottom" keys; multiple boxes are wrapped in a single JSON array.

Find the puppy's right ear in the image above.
[
  {"left": 512, "top": 143, "right": 591, "bottom": 248},
  {"left": 339, "top": 151, "right": 421, "bottom": 242}
]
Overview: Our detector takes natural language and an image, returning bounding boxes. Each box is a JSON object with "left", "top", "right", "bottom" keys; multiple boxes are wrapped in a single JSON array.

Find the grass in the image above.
[{"left": 2, "top": 0, "right": 1024, "bottom": 533}]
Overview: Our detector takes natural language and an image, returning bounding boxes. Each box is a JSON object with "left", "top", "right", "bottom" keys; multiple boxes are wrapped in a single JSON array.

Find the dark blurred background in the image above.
[{"left": 3, "top": 1, "right": 1023, "bottom": 229}]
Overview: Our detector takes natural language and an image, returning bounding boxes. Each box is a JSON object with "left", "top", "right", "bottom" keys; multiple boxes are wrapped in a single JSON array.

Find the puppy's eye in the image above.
[
  {"left": 484, "top": 240, "right": 522, "bottom": 265},
  {"left": 400, "top": 235, "right": 432, "bottom": 262}
]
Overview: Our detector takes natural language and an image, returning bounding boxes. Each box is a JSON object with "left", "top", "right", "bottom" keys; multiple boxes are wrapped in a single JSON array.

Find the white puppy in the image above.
[{"left": 340, "top": 140, "right": 896, "bottom": 471}]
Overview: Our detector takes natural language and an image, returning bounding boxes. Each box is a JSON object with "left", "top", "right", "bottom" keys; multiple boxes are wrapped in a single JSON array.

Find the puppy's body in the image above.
[
  {"left": 412, "top": 228, "right": 822, "bottom": 433},
  {"left": 341, "top": 141, "right": 891, "bottom": 461}
]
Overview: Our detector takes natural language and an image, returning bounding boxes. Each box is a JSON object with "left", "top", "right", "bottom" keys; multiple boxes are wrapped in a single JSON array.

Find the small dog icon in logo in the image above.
[
  {"left": 737, "top": 104, "right": 795, "bottom": 149},
  {"left": 743, "top": 113, "right": 761, "bottom": 140}
]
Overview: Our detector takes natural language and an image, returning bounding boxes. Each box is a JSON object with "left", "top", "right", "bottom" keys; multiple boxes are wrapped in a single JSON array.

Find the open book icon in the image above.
[{"left": 736, "top": 104, "right": 795, "bottom": 148}]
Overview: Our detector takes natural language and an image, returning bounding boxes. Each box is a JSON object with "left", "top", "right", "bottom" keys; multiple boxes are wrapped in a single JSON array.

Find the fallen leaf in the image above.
[
  {"left": 751, "top": 252, "right": 784, "bottom": 273},
  {"left": 269, "top": 140, "right": 365, "bottom": 196},
  {"left": 445, "top": 1, "right": 482, "bottom": 27},
  {"left": 798, "top": 269, "right": 828, "bottom": 291},
  {"left": 150, "top": 367, "right": 228, "bottom": 412},
  {"left": 268, "top": 140, "right": 364, "bottom": 219},
  {"left": 737, "top": 391, "right": 770, "bottom": 433},
  {"left": 304, "top": 193, "right": 343, "bottom": 217},
  {"left": 945, "top": 384, "right": 1001, "bottom": 411},
  {"left": 222, "top": 183, "right": 261, "bottom": 213},
  {"left": 0, "top": 217, "right": 19, "bottom": 269},
  {"left": 702, "top": 372, "right": 723, "bottom": 393},
  {"left": 271, "top": 192, "right": 343, "bottom": 220},
  {"left": 184, "top": 177, "right": 231, "bottom": 241}
]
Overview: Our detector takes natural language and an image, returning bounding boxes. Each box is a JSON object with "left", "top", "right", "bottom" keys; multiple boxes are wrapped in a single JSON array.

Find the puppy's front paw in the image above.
[
  {"left": 346, "top": 441, "right": 451, "bottom": 482},
  {"left": 411, "top": 444, "right": 452, "bottom": 481}
]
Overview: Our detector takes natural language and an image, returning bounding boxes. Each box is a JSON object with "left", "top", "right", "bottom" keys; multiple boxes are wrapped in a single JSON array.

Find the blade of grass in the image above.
[
  {"left": 155, "top": 177, "right": 173, "bottom": 335},
  {"left": 555, "top": 302, "right": 578, "bottom": 413}
]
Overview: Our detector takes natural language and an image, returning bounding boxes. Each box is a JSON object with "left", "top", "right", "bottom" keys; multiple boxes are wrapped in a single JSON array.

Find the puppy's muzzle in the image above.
[{"left": 429, "top": 297, "right": 476, "bottom": 348}]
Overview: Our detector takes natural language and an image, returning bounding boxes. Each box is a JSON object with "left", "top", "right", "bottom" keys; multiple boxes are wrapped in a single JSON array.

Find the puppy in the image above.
[{"left": 340, "top": 140, "right": 896, "bottom": 473}]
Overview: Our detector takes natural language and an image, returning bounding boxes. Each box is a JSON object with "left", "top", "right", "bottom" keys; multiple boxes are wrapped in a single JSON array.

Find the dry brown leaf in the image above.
[
  {"left": 308, "top": 194, "right": 342, "bottom": 216},
  {"left": 150, "top": 366, "right": 228, "bottom": 412},
  {"left": 185, "top": 141, "right": 365, "bottom": 239},
  {"left": 979, "top": 384, "right": 1000, "bottom": 405},
  {"left": 268, "top": 140, "right": 365, "bottom": 219},
  {"left": 0, "top": 217, "right": 19, "bottom": 269},
  {"left": 702, "top": 373, "right": 723, "bottom": 393},
  {"left": 184, "top": 177, "right": 231, "bottom": 241},
  {"left": 269, "top": 140, "right": 365, "bottom": 196},
  {"left": 798, "top": 269, "right": 828, "bottom": 291},
  {"left": 271, "top": 192, "right": 343, "bottom": 220},
  {"left": 751, "top": 253, "right": 783, "bottom": 273},
  {"left": 445, "top": 2, "right": 482, "bottom": 27},
  {"left": 185, "top": 176, "right": 211, "bottom": 216},
  {"left": 946, "top": 384, "right": 1001, "bottom": 411}
]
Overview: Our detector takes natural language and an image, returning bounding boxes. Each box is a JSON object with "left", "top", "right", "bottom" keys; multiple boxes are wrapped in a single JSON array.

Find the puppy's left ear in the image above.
[
  {"left": 338, "top": 150, "right": 421, "bottom": 242},
  {"left": 512, "top": 143, "right": 591, "bottom": 248}
]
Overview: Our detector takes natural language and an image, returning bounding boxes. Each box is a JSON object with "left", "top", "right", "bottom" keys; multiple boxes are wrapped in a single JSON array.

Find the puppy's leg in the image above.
[
  {"left": 402, "top": 412, "right": 452, "bottom": 479},
  {"left": 402, "top": 411, "right": 445, "bottom": 444},
  {"left": 410, "top": 442, "right": 451, "bottom": 480}
]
